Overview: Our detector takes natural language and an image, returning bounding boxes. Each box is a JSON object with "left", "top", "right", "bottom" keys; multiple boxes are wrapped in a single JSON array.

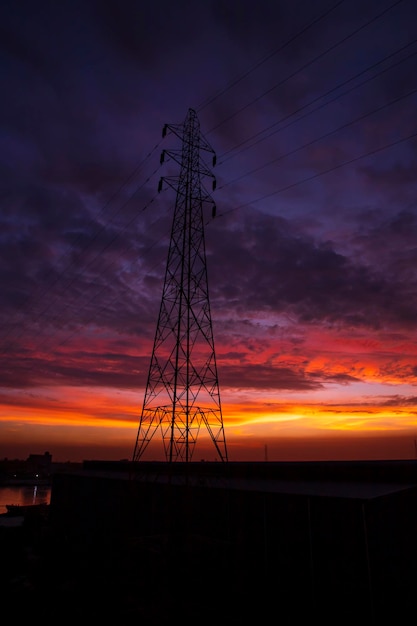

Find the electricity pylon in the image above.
[{"left": 132, "top": 108, "right": 228, "bottom": 463}]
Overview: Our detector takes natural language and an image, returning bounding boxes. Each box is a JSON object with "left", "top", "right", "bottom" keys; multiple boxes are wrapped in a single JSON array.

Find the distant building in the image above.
[
  {"left": 0, "top": 451, "right": 53, "bottom": 482},
  {"left": 26, "top": 451, "right": 52, "bottom": 477}
]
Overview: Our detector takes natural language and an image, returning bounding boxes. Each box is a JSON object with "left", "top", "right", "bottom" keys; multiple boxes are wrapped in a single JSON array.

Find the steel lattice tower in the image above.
[{"left": 132, "top": 108, "right": 228, "bottom": 463}]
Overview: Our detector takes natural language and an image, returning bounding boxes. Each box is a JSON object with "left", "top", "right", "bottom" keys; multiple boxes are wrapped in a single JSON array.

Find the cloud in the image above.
[{"left": 1, "top": 0, "right": 417, "bottom": 459}]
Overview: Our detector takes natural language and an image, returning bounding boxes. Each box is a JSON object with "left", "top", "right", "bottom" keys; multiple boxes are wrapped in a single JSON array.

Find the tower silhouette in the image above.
[{"left": 132, "top": 108, "right": 228, "bottom": 463}]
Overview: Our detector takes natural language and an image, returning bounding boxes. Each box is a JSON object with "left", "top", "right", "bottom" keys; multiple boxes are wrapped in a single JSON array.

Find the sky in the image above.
[{"left": 1, "top": 0, "right": 417, "bottom": 462}]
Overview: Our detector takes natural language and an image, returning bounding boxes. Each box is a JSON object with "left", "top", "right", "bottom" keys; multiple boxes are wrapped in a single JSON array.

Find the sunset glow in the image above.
[{"left": 2, "top": 1, "right": 417, "bottom": 462}]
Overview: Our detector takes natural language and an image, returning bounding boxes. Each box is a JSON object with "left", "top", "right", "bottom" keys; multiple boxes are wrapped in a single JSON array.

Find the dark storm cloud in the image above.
[
  {"left": 347, "top": 208, "right": 417, "bottom": 282},
  {"left": 92, "top": 0, "right": 209, "bottom": 67},
  {"left": 0, "top": 1, "right": 170, "bottom": 197},
  {"left": 1, "top": 0, "right": 417, "bottom": 398},
  {"left": 360, "top": 158, "right": 417, "bottom": 188},
  {"left": 208, "top": 206, "right": 417, "bottom": 330},
  {"left": 211, "top": 0, "right": 346, "bottom": 63},
  {"left": 219, "top": 362, "right": 323, "bottom": 391},
  {"left": 344, "top": 395, "right": 417, "bottom": 408},
  {"left": 0, "top": 347, "right": 149, "bottom": 390}
]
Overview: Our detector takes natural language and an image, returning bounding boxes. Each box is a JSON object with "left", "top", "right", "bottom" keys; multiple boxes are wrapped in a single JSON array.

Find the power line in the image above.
[
  {"left": 219, "top": 79, "right": 417, "bottom": 191},
  {"left": 196, "top": 0, "right": 345, "bottom": 113},
  {"left": 206, "top": 0, "right": 405, "bottom": 135},
  {"left": 219, "top": 37, "right": 417, "bottom": 164},
  {"left": 8, "top": 125, "right": 417, "bottom": 378},
  {"left": 213, "top": 129, "right": 417, "bottom": 221},
  {"left": 10, "top": 86, "right": 416, "bottom": 360},
  {"left": 3, "top": 0, "right": 414, "bottom": 390}
]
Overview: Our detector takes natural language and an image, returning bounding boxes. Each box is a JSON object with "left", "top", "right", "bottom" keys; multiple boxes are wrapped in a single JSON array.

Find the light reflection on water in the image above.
[{"left": 0, "top": 484, "right": 51, "bottom": 514}]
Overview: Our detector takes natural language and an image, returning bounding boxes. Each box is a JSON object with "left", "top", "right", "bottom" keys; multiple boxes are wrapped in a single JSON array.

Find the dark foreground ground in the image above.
[
  {"left": 0, "top": 509, "right": 402, "bottom": 626},
  {"left": 4, "top": 459, "right": 417, "bottom": 626},
  {"left": 0, "top": 509, "right": 267, "bottom": 625}
]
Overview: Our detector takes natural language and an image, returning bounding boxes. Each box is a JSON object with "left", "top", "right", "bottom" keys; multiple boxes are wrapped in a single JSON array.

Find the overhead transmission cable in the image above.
[
  {"left": 196, "top": 0, "right": 345, "bottom": 113},
  {"left": 23, "top": 80, "right": 417, "bottom": 356},
  {"left": 10, "top": 121, "right": 417, "bottom": 363},
  {"left": 206, "top": 0, "right": 405, "bottom": 135},
  {"left": 219, "top": 37, "right": 417, "bottom": 165},
  {"left": 219, "top": 65, "right": 417, "bottom": 190},
  {"left": 6, "top": 1, "right": 410, "bottom": 369},
  {"left": 211, "top": 129, "right": 417, "bottom": 221}
]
